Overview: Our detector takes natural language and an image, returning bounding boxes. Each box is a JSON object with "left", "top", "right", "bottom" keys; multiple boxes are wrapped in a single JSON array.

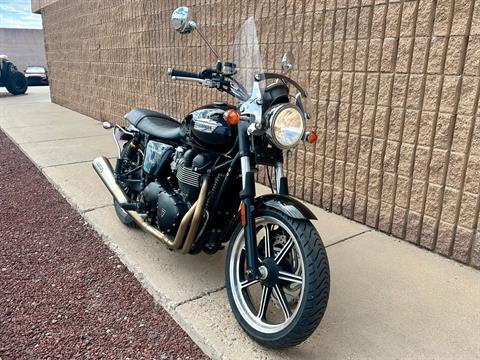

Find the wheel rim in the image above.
[{"left": 229, "top": 216, "right": 305, "bottom": 334}]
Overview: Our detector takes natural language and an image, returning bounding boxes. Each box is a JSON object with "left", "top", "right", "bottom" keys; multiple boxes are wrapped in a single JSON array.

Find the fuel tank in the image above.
[{"left": 185, "top": 102, "right": 237, "bottom": 153}]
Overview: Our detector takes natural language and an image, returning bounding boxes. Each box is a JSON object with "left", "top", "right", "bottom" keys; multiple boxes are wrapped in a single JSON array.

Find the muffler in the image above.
[{"left": 92, "top": 156, "right": 206, "bottom": 252}]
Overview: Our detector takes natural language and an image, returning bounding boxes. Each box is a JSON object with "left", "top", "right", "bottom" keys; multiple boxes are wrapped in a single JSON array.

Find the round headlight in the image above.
[{"left": 266, "top": 104, "right": 306, "bottom": 149}]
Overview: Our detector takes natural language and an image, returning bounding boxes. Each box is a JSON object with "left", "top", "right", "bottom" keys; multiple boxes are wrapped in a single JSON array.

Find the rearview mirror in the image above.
[{"left": 171, "top": 7, "right": 196, "bottom": 35}]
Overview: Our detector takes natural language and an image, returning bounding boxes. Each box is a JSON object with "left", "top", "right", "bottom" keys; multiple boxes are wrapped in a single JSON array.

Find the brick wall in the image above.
[
  {"left": 31, "top": 0, "right": 59, "bottom": 14},
  {"left": 38, "top": 0, "right": 480, "bottom": 268}
]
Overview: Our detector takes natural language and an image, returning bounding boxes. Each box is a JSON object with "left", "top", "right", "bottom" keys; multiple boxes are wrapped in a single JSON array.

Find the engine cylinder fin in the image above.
[{"left": 177, "top": 163, "right": 201, "bottom": 187}]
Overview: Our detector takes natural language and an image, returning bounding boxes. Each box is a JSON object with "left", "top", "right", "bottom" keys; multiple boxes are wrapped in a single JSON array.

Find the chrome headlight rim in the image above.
[{"left": 266, "top": 103, "right": 306, "bottom": 150}]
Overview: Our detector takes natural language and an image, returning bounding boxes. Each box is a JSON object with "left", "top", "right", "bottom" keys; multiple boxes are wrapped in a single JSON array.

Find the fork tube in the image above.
[
  {"left": 275, "top": 161, "right": 288, "bottom": 195},
  {"left": 238, "top": 121, "right": 258, "bottom": 280}
]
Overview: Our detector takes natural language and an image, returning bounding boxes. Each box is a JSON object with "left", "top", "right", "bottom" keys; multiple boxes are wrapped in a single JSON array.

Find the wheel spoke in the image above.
[
  {"left": 274, "top": 237, "right": 294, "bottom": 264},
  {"left": 257, "top": 285, "right": 272, "bottom": 319},
  {"left": 273, "top": 285, "right": 291, "bottom": 320},
  {"left": 278, "top": 270, "right": 303, "bottom": 285},
  {"left": 264, "top": 225, "right": 272, "bottom": 258},
  {"left": 240, "top": 278, "right": 260, "bottom": 289}
]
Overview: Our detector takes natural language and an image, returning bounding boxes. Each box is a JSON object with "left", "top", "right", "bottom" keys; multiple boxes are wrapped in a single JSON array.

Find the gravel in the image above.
[{"left": 0, "top": 131, "right": 207, "bottom": 359}]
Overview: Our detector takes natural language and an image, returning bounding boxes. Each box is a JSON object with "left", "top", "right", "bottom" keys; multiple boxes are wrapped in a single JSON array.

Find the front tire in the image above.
[{"left": 225, "top": 208, "right": 330, "bottom": 348}]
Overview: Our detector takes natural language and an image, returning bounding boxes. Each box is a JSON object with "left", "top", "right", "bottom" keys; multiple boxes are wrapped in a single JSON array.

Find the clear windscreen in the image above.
[
  {"left": 232, "top": 16, "right": 263, "bottom": 97},
  {"left": 231, "top": 10, "right": 312, "bottom": 118}
]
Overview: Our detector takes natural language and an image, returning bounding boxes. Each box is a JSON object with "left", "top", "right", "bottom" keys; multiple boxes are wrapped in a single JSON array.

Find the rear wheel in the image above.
[
  {"left": 225, "top": 208, "right": 330, "bottom": 348},
  {"left": 5, "top": 70, "right": 27, "bottom": 95},
  {"left": 113, "top": 141, "right": 141, "bottom": 228}
]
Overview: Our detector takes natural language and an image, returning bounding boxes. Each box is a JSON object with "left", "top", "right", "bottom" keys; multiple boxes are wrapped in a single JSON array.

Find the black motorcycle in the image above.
[{"left": 93, "top": 6, "right": 330, "bottom": 348}]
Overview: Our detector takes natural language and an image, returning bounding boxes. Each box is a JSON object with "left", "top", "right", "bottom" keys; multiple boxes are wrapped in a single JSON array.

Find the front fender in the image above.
[{"left": 255, "top": 194, "right": 317, "bottom": 220}]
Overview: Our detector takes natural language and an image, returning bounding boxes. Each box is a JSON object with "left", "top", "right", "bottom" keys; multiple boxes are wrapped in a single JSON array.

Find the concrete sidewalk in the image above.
[{"left": 1, "top": 87, "right": 479, "bottom": 359}]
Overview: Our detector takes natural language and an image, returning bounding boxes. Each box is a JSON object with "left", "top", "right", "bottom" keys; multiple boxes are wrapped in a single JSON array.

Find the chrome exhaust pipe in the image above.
[
  {"left": 92, "top": 156, "right": 206, "bottom": 253},
  {"left": 92, "top": 156, "right": 129, "bottom": 206}
]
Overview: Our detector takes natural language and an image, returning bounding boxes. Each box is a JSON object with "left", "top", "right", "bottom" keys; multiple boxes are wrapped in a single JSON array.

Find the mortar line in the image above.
[
  {"left": 361, "top": 3, "right": 391, "bottom": 227},
  {"left": 318, "top": 1, "right": 337, "bottom": 209},
  {"left": 296, "top": 0, "right": 309, "bottom": 200},
  {"left": 327, "top": 0, "right": 352, "bottom": 212},
  {"left": 325, "top": 229, "right": 372, "bottom": 248},
  {"left": 306, "top": 0, "right": 327, "bottom": 205},
  {"left": 339, "top": 3, "right": 368, "bottom": 218},
  {"left": 387, "top": 0, "right": 421, "bottom": 237},
  {"left": 416, "top": 0, "right": 457, "bottom": 249},
  {"left": 440, "top": 1, "right": 477, "bottom": 258},
  {"left": 402, "top": 0, "right": 439, "bottom": 243},
  {"left": 373, "top": 0, "right": 406, "bottom": 230},
  {"left": 343, "top": 4, "right": 376, "bottom": 220}
]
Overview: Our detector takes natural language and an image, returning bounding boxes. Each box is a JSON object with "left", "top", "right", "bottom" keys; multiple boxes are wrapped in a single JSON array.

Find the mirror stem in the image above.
[{"left": 194, "top": 26, "right": 221, "bottom": 61}]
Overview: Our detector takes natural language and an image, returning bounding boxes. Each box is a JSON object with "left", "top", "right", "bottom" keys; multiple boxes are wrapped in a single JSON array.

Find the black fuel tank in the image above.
[{"left": 186, "top": 103, "right": 237, "bottom": 153}]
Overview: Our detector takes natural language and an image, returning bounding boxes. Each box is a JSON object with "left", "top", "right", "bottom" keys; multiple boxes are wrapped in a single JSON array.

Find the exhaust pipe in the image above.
[{"left": 92, "top": 156, "right": 206, "bottom": 252}]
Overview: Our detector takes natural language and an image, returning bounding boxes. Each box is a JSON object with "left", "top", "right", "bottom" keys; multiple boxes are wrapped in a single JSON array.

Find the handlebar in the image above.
[
  {"left": 168, "top": 68, "right": 201, "bottom": 79},
  {"left": 167, "top": 65, "right": 248, "bottom": 101}
]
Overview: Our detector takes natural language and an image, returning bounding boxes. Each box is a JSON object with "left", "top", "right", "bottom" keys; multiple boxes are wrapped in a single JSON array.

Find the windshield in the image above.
[
  {"left": 231, "top": 13, "right": 311, "bottom": 116},
  {"left": 232, "top": 16, "right": 263, "bottom": 95}
]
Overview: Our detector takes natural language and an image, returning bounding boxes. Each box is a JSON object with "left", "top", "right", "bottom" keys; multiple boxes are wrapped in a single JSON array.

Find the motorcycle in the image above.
[{"left": 93, "top": 6, "right": 330, "bottom": 348}]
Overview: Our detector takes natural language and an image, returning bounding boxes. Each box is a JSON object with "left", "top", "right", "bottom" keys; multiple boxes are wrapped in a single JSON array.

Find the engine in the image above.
[
  {"left": 142, "top": 142, "right": 214, "bottom": 235},
  {"left": 173, "top": 147, "right": 214, "bottom": 202},
  {"left": 143, "top": 181, "right": 188, "bottom": 235}
]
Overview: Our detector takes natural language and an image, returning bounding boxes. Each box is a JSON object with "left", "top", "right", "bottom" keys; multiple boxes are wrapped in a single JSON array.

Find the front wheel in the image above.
[{"left": 225, "top": 208, "right": 330, "bottom": 348}]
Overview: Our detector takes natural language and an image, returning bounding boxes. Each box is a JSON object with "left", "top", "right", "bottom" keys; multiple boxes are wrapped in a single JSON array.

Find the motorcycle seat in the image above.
[{"left": 124, "top": 108, "right": 184, "bottom": 140}]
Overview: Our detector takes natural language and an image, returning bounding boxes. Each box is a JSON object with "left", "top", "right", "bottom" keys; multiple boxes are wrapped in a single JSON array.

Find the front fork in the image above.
[{"left": 238, "top": 121, "right": 288, "bottom": 280}]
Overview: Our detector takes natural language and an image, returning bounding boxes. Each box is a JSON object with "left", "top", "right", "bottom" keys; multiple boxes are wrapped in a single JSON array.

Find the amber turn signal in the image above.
[
  {"left": 224, "top": 109, "right": 240, "bottom": 125},
  {"left": 240, "top": 202, "right": 247, "bottom": 226},
  {"left": 306, "top": 131, "right": 318, "bottom": 144}
]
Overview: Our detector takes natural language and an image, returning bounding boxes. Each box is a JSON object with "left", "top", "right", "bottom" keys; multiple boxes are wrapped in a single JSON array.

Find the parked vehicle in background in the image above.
[
  {"left": 0, "top": 55, "right": 28, "bottom": 95},
  {"left": 24, "top": 66, "right": 49, "bottom": 86}
]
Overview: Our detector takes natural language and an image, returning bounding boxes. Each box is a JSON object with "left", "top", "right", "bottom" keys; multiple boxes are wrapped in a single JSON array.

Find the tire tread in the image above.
[{"left": 225, "top": 208, "right": 330, "bottom": 349}]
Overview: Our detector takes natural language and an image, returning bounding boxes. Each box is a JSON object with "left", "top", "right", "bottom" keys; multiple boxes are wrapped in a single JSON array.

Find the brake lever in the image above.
[
  {"left": 171, "top": 76, "right": 204, "bottom": 84},
  {"left": 202, "top": 79, "right": 217, "bottom": 88}
]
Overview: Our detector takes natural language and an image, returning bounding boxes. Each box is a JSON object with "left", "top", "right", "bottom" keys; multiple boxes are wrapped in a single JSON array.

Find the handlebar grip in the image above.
[{"left": 168, "top": 68, "right": 200, "bottom": 79}]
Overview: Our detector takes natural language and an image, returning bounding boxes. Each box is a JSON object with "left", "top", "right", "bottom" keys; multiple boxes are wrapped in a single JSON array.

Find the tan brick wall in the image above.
[
  {"left": 39, "top": 0, "right": 480, "bottom": 268},
  {"left": 31, "top": 0, "right": 59, "bottom": 14}
]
